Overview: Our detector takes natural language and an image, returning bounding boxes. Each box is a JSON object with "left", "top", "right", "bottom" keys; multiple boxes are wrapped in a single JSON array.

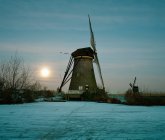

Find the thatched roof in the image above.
[{"left": 72, "top": 47, "right": 94, "bottom": 58}]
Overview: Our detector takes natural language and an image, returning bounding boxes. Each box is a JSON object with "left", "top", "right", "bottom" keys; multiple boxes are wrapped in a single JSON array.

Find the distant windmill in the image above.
[
  {"left": 129, "top": 77, "right": 139, "bottom": 93},
  {"left": 59, "top": 15, "right": 105, "bottom": 99}
]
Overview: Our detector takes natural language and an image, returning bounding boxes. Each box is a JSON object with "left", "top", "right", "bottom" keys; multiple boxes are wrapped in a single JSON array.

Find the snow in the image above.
[{"left": 0, "top": 102, "right": 165, "bottom": 139}]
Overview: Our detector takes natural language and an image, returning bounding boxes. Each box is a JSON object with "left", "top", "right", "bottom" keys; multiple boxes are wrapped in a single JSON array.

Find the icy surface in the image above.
[{"left": 0, "top": 102, "right": 165, "bottom": 139}]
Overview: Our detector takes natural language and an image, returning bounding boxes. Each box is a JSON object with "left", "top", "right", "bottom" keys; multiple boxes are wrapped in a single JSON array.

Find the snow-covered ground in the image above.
[{"left": 0, "top": 102, "right": 165, "bottom": 140}]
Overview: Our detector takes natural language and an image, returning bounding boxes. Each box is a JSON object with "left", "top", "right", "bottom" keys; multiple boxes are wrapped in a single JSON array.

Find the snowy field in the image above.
[{"left": 0, "top": 102, "right": 165, "bottom": 140}]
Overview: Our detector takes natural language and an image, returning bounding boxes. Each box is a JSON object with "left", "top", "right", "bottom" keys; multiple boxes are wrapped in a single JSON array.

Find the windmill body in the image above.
[
  {"left": 129, "top": 77, "right": 139, "bottom": 93},
  {"left": 69, "top": 47, "right": 97, "bottom": 94}
]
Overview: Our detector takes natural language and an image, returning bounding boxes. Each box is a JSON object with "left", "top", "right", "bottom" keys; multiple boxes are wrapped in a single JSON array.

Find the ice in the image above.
[{"left": 0, "top": 102, "right": 165, "bottom": 139}]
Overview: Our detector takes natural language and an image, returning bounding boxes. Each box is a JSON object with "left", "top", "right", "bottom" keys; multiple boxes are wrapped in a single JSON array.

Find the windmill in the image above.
[
  {"left": 129, "top": 77, "right": 139, "bottom": 93},
  {"left": 59, "top": 15, "right": 105, "bottom": 100}
]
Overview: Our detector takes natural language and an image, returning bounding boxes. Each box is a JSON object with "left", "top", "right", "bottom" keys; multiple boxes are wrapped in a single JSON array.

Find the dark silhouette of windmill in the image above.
[
  {"left": 129, "top": 77, "right": 139, "bottom": 93},
  {"left": 59, "top": 15, "right": 105, "bottom": 99}
]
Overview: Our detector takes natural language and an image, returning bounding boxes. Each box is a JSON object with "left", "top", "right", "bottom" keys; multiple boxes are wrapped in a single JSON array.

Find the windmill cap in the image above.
[{"left": 72, "top": 47, "right": 94, "bottom": 58}]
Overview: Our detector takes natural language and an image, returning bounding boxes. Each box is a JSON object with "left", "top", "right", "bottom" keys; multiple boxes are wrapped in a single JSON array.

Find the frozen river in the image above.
[{"left": 0, "top": 102, "right": 165, "bottom": 139}]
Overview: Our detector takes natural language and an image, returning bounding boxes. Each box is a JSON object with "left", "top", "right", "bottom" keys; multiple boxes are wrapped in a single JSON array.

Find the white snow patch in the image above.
[{"left": 0, "top": 102, "right": 165, "bottom": 139}]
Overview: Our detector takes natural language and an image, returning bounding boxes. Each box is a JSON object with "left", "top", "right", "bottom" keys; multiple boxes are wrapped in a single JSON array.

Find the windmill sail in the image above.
[
  {"left": 95, "top": 53, "right": 105, "bottom": 89},
  {"left": 133, "top": 77, "right": 136, "bottom": 87},
  {"left": 88, "top": 15, "right": 105, "bottom": 89},
  {"left": 88, "top": 15, "right": 96, "bottom": 51}
]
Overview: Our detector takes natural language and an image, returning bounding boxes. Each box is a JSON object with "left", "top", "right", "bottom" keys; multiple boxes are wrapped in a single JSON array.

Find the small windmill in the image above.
[
  {"left": 59, "top": 15, "right": 105, "bottom": 99},
  {"left": 129, "top": 77, "right": 139, "bottom": 93}
]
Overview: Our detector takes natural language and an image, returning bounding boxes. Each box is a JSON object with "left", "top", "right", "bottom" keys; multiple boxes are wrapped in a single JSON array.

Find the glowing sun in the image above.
[{"left": 41, "top": 67, "right": 50, "bottom": 78}]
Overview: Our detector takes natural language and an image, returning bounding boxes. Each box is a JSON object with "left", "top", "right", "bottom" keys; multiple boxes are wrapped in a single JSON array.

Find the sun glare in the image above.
[{"left": 41, "top": 67, "right": 50, "bottom": 78}]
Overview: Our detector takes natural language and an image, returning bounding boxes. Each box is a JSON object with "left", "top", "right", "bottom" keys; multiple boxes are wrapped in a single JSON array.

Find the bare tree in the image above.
[
  {"left": 0, "top": 54, "right": 39, "bottom": 103},
  {"left": 30, "top": 81, "right": 42, "bottom": 91},
  {"left": 0, "top": 54, "right": 33, "bottom": 90}
]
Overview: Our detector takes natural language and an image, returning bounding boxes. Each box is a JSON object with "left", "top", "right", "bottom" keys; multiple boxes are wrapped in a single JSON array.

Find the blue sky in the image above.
[{"left": 0, "top": 0, "right": 165, "bottom": 93}]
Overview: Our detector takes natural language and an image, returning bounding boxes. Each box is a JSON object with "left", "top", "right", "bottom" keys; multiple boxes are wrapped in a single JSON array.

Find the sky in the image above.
[{"left": 0, "top": 0, "right": 165, "bottom": 93}]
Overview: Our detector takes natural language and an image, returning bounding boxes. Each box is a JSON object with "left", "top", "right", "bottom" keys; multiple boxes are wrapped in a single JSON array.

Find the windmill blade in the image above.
[
  {"left": 88, "top": 15, "right": 105, "bottom": 90},
  {"left": 129, "top": 83, "right": 133, "bottom": 88},
  {"left": 133, "top": 77, "right": 136, "bottom": 87},
  {"left": 88, "top": 15, "right": 96, "bottom": 52},
  {"left": 94, "top": 53, "right": 105, "bottom": 89}
]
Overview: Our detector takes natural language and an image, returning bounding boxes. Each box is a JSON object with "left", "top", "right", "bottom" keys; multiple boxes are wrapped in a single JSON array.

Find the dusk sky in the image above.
[{"left": 0, "top": 0, "right": 165, "bottom": 93}]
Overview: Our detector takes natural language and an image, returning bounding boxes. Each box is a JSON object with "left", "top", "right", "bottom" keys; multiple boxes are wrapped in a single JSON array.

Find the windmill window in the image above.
[{"left": 79, "top": 86, "right": 83, "bottom": 90}]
